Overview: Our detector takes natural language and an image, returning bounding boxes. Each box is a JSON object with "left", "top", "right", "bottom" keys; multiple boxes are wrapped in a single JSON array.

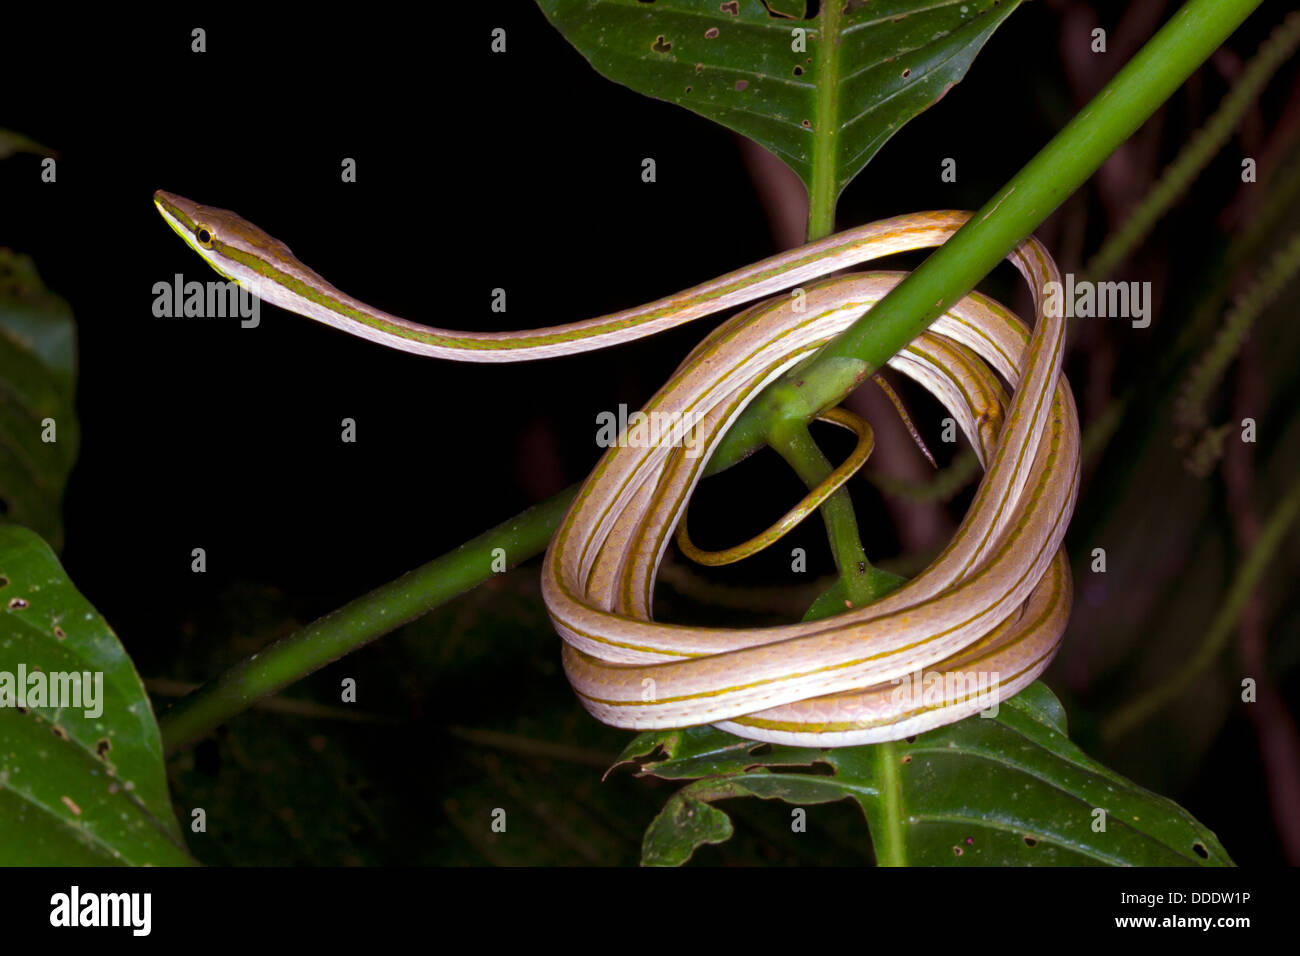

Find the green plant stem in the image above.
[
  {"left": 159, "top": 489, "right": 575, "bottom": 752},
  {"left": 1082, "top": 146, "right": 1300, "bottom": 468},
  {"left": 1173, "top": 227, "right": 1300, "bottom": 430},
  {"left": 1102, "top": 471, "right": 1300, "bottom": 741},
  {"left": 801, "top": 21, "right": 876, "bottom": 608},
  {"left": 768, "top": 419, "right": 875, "bottom": 607},
  {"left": 870, "top": 739, "right": 907, "bottom": 866},
  {"left": 1171, "top": 145, "right": 1300, "bottom": 362},
  {"left": 163, "top": 0, "right": 1265, "bottom": 749},
  {"left": 1085, "top": 9, "right": 1300, "bottom": 280},
  {"left": 706, "top": 0, "right": 1267, "bottom": 475},
  {"left": 807, "top": 0, "right": 844, "bottom": 242}
]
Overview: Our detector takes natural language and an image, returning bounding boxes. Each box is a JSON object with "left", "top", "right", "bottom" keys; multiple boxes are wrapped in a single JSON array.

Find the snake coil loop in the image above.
[
  {"left": 674, "top": 406, "right": 875, "bottom": 568},
  {"left": 543, "top": 213, "right": 1079, "bottom": 746},
  {"left": 154, "top": 195, "right": 1079, "bottom": 747}
]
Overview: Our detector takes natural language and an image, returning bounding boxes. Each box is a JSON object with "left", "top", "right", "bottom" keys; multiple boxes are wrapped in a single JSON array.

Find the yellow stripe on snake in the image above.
[{"left": 154, "top": 195, "right": 1079, "bottom": 747}]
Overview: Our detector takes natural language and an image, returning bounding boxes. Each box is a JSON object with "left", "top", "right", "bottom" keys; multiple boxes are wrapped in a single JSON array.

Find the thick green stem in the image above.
[
  {"left": 870, "top": 739, "right": 907, "bottom": 867},
  {"left": 162, "top": 0, "right": 1264, "bottom": 748},
  {"left": 708, "top": 0, "right": 1266, "bottom": 474},
  {"left": 159, "top": 489, "right": 575, "bottom": 752}
]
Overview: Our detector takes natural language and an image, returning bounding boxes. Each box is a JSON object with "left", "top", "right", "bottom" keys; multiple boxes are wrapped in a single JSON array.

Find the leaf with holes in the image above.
[
  {"left": 0, "top": 525, "right": 192, "bottom": 864},
  {"left": 0, "top": 250, "right": 79, "bottom": 550},
  {"left": 536, "top": 0, "right": 1021, "bottom": 214},
  {"left": 622, "top": 682, "right": 1232, "bottom": 866}
]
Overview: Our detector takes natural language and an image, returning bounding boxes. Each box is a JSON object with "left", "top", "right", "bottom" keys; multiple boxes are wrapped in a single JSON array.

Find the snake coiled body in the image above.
[{"left": 155, "top": 195, "right": 1078, "bottom": 746}]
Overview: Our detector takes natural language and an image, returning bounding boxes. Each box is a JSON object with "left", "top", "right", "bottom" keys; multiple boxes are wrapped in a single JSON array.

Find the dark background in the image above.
[{"left": 2, "top": 1, "right": 1298, "bottom": 865}]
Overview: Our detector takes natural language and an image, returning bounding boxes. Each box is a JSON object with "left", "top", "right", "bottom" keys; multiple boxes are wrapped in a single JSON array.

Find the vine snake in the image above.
[{"left": 155, "top": 191, "right": 1080, "bottom": 746}]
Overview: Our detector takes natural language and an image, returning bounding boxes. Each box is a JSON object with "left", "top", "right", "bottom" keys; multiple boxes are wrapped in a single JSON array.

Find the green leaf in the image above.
[
  {"left": 0, "top": 250, "right": 79, "bottom": 550},
  {"left": 620, "top": 682, "right": 1233, "bottom": 866},
  {"left": 0, "top": 526, "right": 192, "bottom": 865},
  {"left": 537, "top": 0, "right": 1021, "bottom": 209}
]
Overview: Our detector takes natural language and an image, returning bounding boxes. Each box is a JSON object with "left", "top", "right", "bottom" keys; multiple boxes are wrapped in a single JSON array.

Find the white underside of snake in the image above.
[{"left": 155, "top": 194, "right": 1079, "bottom": 747}]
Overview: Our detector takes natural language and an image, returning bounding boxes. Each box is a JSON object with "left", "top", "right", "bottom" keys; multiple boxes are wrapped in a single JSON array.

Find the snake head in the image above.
[{"left": 153, "top": 189, "right": 298, "bottom": 283}]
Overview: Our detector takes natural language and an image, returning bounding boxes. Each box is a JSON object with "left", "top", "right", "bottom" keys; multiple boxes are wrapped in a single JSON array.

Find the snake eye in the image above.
[{"left": 195, "top": 224, "right": 215, "bottom": 248}]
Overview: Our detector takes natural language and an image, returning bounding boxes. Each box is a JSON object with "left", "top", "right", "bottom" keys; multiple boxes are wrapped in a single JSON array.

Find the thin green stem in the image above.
[
  {"left": 1173, "top": 227, "right": 1300, "bottom": 430},
  {"left": 164, "top": 0, "right": 1265, "bottom": 748},
  {"left": 807, "top": 0, "right": 844, "bottom": 241},
  {"left": 158, "top": 488, "right": 575, "bottom": 752},
  {"left": 796, "top": 0, "right": 869, "bottom": 608},
  {"left": 708, "top": 0, "right": 1266, "bottom": 474},
  {"left": 1085, "top": 9, "right": 1300, "bottom": 280},
  {"left": 768, "top": 419, "right": 874, "bottom": 607},
  {"left": 1102, "top": 471, "right": 1300, "bottom": 741},
  {"left": 1083, "top": 146, "right": 1300, "bottom": 466},
  {"left": 1169, "top": 148, "right": 1300, "bottom": 366}
]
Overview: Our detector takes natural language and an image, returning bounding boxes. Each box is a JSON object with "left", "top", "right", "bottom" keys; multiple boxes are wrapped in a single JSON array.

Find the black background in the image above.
[{"left": 3, "top": 1, "right": 1297, "bottom": 868}]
